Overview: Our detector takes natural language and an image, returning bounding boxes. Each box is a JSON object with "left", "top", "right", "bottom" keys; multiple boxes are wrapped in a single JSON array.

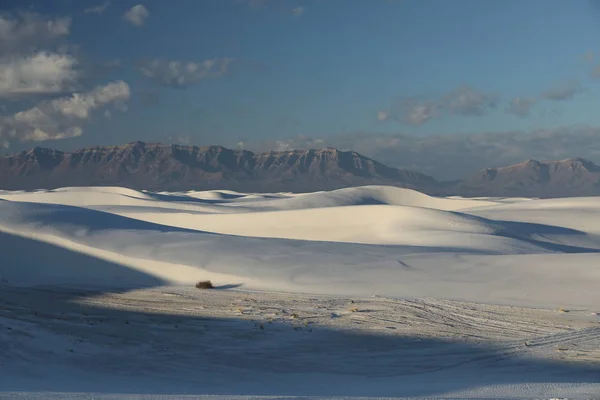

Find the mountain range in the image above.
[{"left": 2, "top": 141, "right": 600, "bottom": 198}]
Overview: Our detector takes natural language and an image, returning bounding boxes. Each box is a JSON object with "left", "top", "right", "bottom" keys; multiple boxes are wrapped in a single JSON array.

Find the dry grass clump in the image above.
[{"left": 195, "top": 280, "right": 214, "bottom": 289}]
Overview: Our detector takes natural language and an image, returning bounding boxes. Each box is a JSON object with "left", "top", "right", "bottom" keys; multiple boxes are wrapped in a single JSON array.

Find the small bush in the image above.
[{"left": 195, "top": 280, "right": 214, "bottom": 289}]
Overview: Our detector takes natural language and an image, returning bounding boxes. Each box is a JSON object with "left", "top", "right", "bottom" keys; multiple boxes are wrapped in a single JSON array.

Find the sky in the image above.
[{"left": 3, "top": 0, "right": 600, "bottom": 178}]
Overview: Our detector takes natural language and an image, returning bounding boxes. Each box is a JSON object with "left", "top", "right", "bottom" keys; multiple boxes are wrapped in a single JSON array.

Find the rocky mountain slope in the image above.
[
  {"left": 456, "top": 158, "right": 600, "bottom": 197},
  {"left": 0, "top": 141, "right": 438, "bottom": 192}
]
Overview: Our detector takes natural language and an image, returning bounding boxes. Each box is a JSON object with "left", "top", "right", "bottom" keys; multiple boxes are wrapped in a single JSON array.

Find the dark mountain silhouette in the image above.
[{"left": 0, "top": 141, "right": 438, "bottom": 193}]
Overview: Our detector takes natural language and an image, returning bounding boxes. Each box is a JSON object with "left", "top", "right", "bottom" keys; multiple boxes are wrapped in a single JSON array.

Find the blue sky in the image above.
[{"left": 2, "top": 0, "right": 600, "bottom": 174}]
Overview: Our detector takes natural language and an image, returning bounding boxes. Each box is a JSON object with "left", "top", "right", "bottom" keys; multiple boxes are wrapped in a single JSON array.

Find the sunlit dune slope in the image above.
[{"left": 2, "top": 185, "right": 600, "bottom": 309}]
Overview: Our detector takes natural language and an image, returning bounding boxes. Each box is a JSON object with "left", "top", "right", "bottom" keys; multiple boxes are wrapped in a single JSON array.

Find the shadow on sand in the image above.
[
  {"left": 213, "top": 283, "right": 243, "bottom": 290},
  {"left": 0, "top": 231, "right": 599, "bottom": 398}
]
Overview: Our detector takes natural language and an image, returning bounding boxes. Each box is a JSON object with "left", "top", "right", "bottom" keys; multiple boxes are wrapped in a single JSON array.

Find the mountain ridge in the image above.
[
  {"left": 0, "top": 141, "right": 438, "bottom": 193},
  {"left": 3, "top": 141, "right": 600, "bottom": 197}
]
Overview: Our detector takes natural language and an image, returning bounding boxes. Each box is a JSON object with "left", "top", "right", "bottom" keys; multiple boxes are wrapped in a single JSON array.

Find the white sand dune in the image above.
[
  {"left": 1, "top": 185, "right": 600, "bottom": 399},
  {"left": 0, "top": 185, "right": 501, "bottom": 211},
  {"left": 2, "top": 185, "right": 600, "bottom": 309},
  {"left": 211, "top": 185, "right": 507, "bottom": 211}
]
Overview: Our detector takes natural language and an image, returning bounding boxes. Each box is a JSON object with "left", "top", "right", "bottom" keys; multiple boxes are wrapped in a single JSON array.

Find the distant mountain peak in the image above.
[
  {"left": 459, "top": 156, "right": 600, "bottom": 197},
  {"left": 554, "top": 157, "right": 600, "bottom": 172}
]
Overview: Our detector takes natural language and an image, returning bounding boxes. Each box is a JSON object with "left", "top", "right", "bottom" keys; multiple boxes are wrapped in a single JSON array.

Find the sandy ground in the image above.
[
  {"left": 1, "top": 185, "right": 600, "bottom": 399},
  {"left": 1, "top": 285, "right": 599, "bottom": 399}
]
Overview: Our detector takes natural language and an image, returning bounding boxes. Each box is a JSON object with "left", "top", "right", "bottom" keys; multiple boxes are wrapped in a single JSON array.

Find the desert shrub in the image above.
[{"left": 195, "top": 280, "right": 214, "bottom": 289}]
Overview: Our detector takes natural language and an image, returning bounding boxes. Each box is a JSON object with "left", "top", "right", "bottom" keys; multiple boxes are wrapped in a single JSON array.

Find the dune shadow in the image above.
[
  {"left": 0, "top": 230, "right": 165, "bottom": 289},
  {"left": 493, "top": 219, "right": 600, "bottom": 253},
  {"left": 143, "top": 191, "right": 253, "bottom": 204},
  {"left": 518, "top": 238, "right": 600, "bottom": 253},
  {"left": 2, "top": 201, "right": 213, "bottom": 235},
  {"left": 0, "top": 229, "right": 598, "bottom": 399},
  {"left": 349, "top": 197, "right": 389, "bottom": 206},
  {"left": 497, "top": 220, "right": 588, "bottom": 236}
]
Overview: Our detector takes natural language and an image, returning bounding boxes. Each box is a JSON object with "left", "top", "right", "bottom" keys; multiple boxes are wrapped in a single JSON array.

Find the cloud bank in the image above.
[
  {"left": 0, "top": 11, "right": 131, "bottom": 146},
  {"left": 0, "top": 81, "right": 130, "bottom": 141},
  {"left": 379, "top": 85, "right": 499, "bottom": 126}
]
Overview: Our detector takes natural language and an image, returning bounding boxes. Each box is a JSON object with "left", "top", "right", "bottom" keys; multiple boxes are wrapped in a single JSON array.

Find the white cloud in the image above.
[
  {"left": 0, "top": 81, "right": 130, "bottom": 143},
  {"left": 541, "top": 81, "right": 582, "bottom": 101},
  {"left": 384, "top": 98, "right": 440, "bottom": 126},
  {"left": 441, "top": 85, "right": 498, "bottom": 117},
  {"left": 140, "top": 58, "right": 234, "bottom": 88},
  {"left": 0, "top": 52, "right": 78, "bottom": 98},
  {"left": 0, "top": 13, "right": 79, "bottom": 100},
  {"left": 404, "top": 102, "right": 439, "bottom": 125},
  {"left": 85, "top": 1, "right": 110, "bottom": 15},
  {"left": 92, "top": 81, "right": 130, "bottom": 104},
  {"left": 0, "top": 13, "right": 71, "bottom": 54},
  {"left": 274, "top": 140, "right": 292, "bottom": 151},
  {"left": 123, "top": 4, "right": 149, "bottom": 26}
]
